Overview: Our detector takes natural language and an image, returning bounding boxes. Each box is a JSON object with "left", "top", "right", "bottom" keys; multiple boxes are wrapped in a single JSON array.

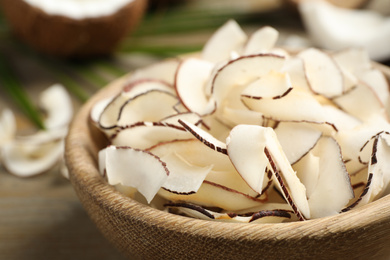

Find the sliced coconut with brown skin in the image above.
[
  {"left": 241, "top": 71, "right": 293, "bottom": 100},
  {"left": 243, "top": 26, "right": 279, "bottom": 55},
  {"left": 165, "top": 202, "right": 293, "bottom": 223},
  {"left": 39, "top": 83, "right": 73, "bottom": 129},
  {"left": 90, "top": 96, "right": 115, "bottom": 124},
  {"left": 175, "top": 58, "right": 216, "bottom": 116},
  {"left": 99, "top": 145, "right": 169, "bottom": 203},
  {"left": 159, "top": 151, "right": 213, "bottom": 194},
  {"left": 304, "top": 136, "right": 354, "bottom": 218},
  {"left": 158, "top": 180, "right": 266, "bottom": 211},
  {"left": 226, "top": 124, "right": 310, "bottom": 220},
  {"left": 148, "top": 139, "right": 233, "bottom": 172},
  {"left": 111, "top": 122, "right": 193, "bottom": 150},
  {"left": 178, "top": 119, "right": 227, "bottom": 154},
  {"left": 332, "top": 82, "right": 387, "bottom": 122},
  {"left": 2, "top": 137, "right": 64, "bottom": 177},
  {"left": 274, "top": 121, "right": 322, "bottom": 164},
  {"left": 298, "top": 48, "right": 344, "bottom": 98},
  {"left": 0, "top": 108, "right": 16, "bottom": 147},
  {"left": 126, "top": 59, "right": 180, "bottom": 86},
  {"left": 201, "top": 19, "right": 247, "bottom": 63},
  {"left": 322, "top": 105, "right": 361, "bottom": 131},
  {"left": 160, "top": 112, "right": 203, "bottom": 128},
  {"left": 342, "top": 133, "right": 390, "bottom": 211},
  {"left": 116, "top": 89, "right": 179, "bottom": 127},
  {"left": 242, "top": 87, "right": 326, "bottom": 123},
  {"left": 220, "top": 106, "right": 265, "bottom": 128},
  {"left": 298, "top": 0, "right": 390, "bottom": 61},
  {"left": 0, "top": 0, "right": 147, "bottom": 57},
  {"left": 211, "top": 54, "right": 286, "bottom": 110}
]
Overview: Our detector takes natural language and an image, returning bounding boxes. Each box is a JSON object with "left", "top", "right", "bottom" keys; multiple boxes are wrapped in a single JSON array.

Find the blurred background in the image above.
[{"left": 0, "top": 0, "right": 389, "bottom": 259}]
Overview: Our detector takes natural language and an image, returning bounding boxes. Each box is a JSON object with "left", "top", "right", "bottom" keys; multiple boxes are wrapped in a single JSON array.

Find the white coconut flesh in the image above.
[
  {"left": 91, "top": 20, "right": 390, "bottom": 222},
  {"left": 1, "top": 84, "right": 72, "bottom": 177},
  {"left": 23, "top": 0, "right": 136, "bottom": 20}
]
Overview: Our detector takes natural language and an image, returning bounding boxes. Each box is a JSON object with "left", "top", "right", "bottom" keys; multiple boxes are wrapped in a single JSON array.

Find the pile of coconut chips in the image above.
[{"left": 93, "top": 20, "right": 390, "bottom": 223}]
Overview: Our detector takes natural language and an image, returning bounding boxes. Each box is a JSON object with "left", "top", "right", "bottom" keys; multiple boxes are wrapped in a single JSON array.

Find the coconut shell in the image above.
[{"left": 0, "top": 0, "right": 148, "bottom": 58}]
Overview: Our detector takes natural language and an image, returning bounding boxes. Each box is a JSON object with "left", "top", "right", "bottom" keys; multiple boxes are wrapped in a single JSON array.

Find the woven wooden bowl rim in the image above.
[{"left": 65, "top": 62, "right": 390, "bottom": 259}]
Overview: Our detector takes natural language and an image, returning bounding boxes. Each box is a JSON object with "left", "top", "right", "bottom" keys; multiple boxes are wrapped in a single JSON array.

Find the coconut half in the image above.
[{"left": 0, "top": 0, "right": 147, "bottom": 57}]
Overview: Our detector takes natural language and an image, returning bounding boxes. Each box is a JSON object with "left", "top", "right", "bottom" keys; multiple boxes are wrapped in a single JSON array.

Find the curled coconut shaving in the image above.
[
  {"left": 92, "top": 20, "right": 390, "bottom": 222},
  {"left": 0, "top": 84, "right": 73, "bottom": 178}
]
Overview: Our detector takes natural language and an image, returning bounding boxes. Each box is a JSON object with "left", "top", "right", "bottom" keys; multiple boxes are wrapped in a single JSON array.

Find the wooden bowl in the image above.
[{"left": 65, "top": 65, "right": 390, "bottom": 260}]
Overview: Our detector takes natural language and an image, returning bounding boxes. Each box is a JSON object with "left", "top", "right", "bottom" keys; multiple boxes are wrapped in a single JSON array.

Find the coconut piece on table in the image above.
[
  {"left": 99, "top": 145, "right": 169, "bottom": 203},
  {"left": 2, "top": 131, "right": 65, "bottom": 177},
  {"left": 39, "top": 83, "right": 73, "bottom": 129},
  {"left": 0, "top": 109, "right": 16, "bottom": 148}
]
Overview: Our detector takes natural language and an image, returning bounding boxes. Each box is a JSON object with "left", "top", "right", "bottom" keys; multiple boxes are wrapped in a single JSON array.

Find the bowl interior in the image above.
[{"left": 65, "top": 65, "right": 390, "bottom": 260}]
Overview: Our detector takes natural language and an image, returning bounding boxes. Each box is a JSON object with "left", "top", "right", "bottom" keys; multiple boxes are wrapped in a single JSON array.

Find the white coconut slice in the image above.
[
  {"left": 160, "top": 112, "right": 203, "bottom": 128},
  {"left": 332, "top": 48, "right": 372, "bottom": 74},
  {"left": 322, "top": 105, "right": 361, "bottom": 131},
  {"left": 357, "top": 68, "right": 390, "bottom": 106},
  {"left": 39, "top": 83, "right": 73, "bottom": 129},
  {"left": 305, "top": 136, "right": 354, "bottom": 218},
  {"left": 117, "top": 90, "right": 179, "bottom": 128},
  {"left": 298, "top": 48, "right": 344, "bottom": 98},
  {"left": 201, "top": 20, "right": 247, "bottom": 63},
  {"left": 281, "top": 56, "right": 311, "bottom": 91},
  {"left": 99, "top": 145, "right": 169, "bottom": 203},
  {"left": 242, "top": 88, "right": 326, "bottom": 122},
  {"left": 241, "top": 71, "right": 293, "bottom": 100},
  {"left": 158, "top": 180, "right": 265, "bottom": 211},
  {"left": 178, "top": 119, "right": 227, "bottom": 154},
  {"left": 124, "top": 79, "right": 175, "bottom": 96},
  {"left": 175, "top": 58, "right": 216, "bottom": 115},
  {"left": 293, "top": 152, "right": 320, "bottom": 199},
  {"left": 148, "top": 139, "right": 233, "bottom": 172},
  {"left": 0, "top": 108, "right": 16, "bottom": 147},
  {"left": 298, "top": 0, "right": 390, "bottom": 61},
  {"left": 159, "top": 151, "right": 213, "bottom": 194},
  {"left": 332, "top": 82, "right": 387, "bottom": 122},
  {"left": 243, "top": 26, "right": 279, "bottom": 55},
  {"left": 220, "top": 106, "right": 265, "bottom": 128},
  {"left": 126, "top": 59, "right": 180, "bottom": 86},
  {"left": 274, "top": 121, "right": 322, "bottom": 164},
  {"left": 90, "top": 96, "right": 115, "bottom": 124},
  {"left": 165, "top": 202, "right": 293, "bottom": 223},
  {"left": 111, "top": 122, "right": 193, "bottom": 150},
  {"left": 211, "top": 54, "right": 285, "bottom": 110},
  {"left": 226, "top": 124, "right": 310, "bottom": 220},
  {"left": 2, "top": 137, "right": 64, "bottom": 177}
]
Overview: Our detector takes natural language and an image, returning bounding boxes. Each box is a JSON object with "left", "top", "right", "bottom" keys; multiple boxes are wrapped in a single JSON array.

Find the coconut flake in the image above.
[{"left": 99, "top": 145, "right": 169, "bottom": 203}]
